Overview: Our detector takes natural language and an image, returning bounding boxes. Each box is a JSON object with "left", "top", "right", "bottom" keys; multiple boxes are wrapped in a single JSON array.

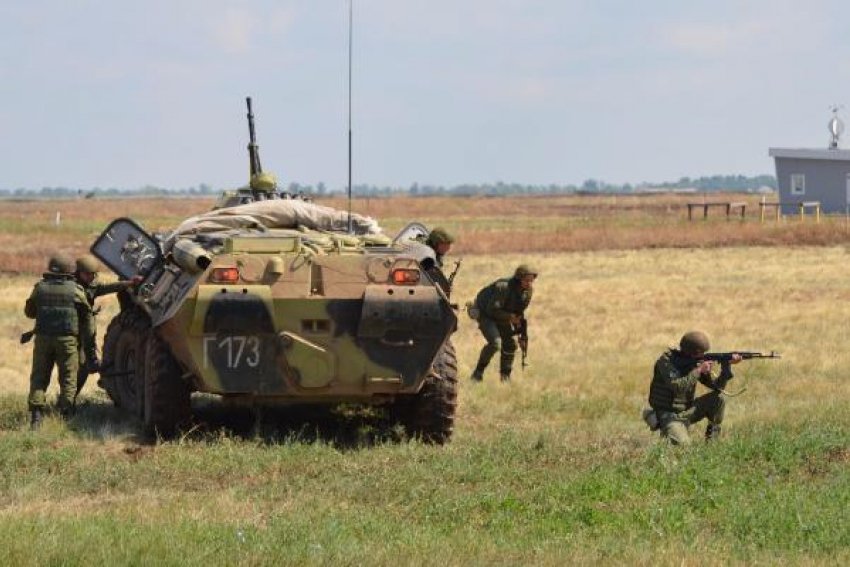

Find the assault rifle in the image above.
[
  {"left": 703, "top": 351, "right": 781, "bottom": 362},
  {"left": 447, "top": 259, "right": 462, "bottom": 290},
  {"left": 513, "top": 316, "right": 529, "bottom": 370},
  {"left": 700, "top": 350, "right": 780, "bottom": 396}
]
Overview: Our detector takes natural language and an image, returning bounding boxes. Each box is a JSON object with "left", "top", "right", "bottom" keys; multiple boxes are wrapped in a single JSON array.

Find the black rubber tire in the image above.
[
  {"left": 143, "top": 331, "right": 192, "bottom": 438},
  {"left": 397, "top": 341, "right": 458, "bottom": 444},
  {"left": 100, "top": 308, "right": 148, "bottom": 418}
]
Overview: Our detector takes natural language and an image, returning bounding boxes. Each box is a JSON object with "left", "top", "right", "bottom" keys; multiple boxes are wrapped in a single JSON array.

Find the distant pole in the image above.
[
  {"left": 347, "top": 0, "right": 354, "bottom": 233},
  {"left": 54, "top": 211, "right": 61, "bottom": 227}
]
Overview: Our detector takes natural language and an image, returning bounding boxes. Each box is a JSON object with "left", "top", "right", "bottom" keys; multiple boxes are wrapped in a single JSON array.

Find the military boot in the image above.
[
  {"left": 705, "top": 424, "right": 722, "bottom": 441},
  {"left": 470, "top": 364, "right": 485, "bottom": 382},
  {"left": 30, "top": 409, "right": 44, "bottom": 431}
]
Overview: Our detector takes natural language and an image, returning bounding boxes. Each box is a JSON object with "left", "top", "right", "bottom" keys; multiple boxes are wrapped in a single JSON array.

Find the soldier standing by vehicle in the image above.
[
  {"left": 425, "top": 227, "right": 454, "bottom": 269},
  {"left": 646, "top": 331, "right": 741, "bottom": 445},
  {"left": 23, "top": 255, "right": 94, "bottom": 429},
  {"left": 418, "top": 227, "right": 455, "bottom": 296},
  {"left": 73, "top": 254, "right": 140, "bottom": 402},
  {"left": 470, "top": 265, "right": 537, "bottom": 383}
]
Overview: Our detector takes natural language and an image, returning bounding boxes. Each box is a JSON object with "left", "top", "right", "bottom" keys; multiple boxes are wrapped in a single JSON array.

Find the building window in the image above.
[{"left": 790, "top": 173, "right": 805, "bottom": 195}]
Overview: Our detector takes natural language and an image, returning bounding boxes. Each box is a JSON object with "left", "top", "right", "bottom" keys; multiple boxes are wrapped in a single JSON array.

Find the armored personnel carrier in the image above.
[{"left": 90, "top": 99, "right": 458, "bottom": 442}]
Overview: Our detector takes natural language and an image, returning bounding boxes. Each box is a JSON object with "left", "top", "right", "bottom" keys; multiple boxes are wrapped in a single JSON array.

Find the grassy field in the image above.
[
  {"left": 0, "top": 245, "right": 848, "bottom": 565},
  {"left": 3, "top": 193, "right": 850, "bottom": 274}
]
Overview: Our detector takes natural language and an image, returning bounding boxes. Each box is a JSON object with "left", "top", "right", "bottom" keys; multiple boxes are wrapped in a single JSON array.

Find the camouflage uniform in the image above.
[
  {"left": 423, "top": 227, "right": 454, "bottom": 295},
  {"left": 648, "top": 337, "right": 731, "bottom": 445},
  {"left": 471, "top": 268, "right": 534, "bottom": 382},
  {"left": 74, "top": 255, "right": 134, "bottom": 399},
  {"left": 24, "top": 257, "right": 93, "bottom": 424}
]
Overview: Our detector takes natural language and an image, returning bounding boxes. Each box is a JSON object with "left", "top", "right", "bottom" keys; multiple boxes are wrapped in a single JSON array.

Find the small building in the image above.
[{"left": 769, "top": 109, "right": 850, "bottom": 213}]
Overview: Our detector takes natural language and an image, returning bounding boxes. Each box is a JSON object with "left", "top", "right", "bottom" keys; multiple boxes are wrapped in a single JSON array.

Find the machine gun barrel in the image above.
[{"left": 246, "top": 96, "right": 262, "bottom": 176}]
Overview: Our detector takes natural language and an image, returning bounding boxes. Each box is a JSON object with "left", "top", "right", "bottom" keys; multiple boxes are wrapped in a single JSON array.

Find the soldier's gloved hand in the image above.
[
  {"left": 86, "top": 357, "right": 102, "bottom": 373},
  {"left": 697, "top": 360, "right": 714, "bottom": 376}
]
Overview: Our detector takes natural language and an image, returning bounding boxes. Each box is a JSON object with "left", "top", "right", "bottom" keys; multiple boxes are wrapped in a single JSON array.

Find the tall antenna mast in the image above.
[{"left": 347, "top": 0, "right": 354, "bottom": 233}]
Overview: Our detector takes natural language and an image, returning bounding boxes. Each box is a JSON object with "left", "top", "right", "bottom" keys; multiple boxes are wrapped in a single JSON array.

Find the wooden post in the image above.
[
  {"left": 703, "top": 204, "right": 709, "bottom": 220},
  {"left": 799, "top": 203, "right": 804, "bottom": 221}
]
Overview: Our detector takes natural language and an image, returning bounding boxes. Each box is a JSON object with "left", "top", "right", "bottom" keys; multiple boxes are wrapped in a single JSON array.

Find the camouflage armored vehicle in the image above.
[{"left": 90, "top": 99, "right": 458, "bottom": 442}]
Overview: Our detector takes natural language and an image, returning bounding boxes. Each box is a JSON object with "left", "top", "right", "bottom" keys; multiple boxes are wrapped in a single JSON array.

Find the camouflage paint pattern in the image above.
[{"left": 149, "top": 233, "right": 456, "bottom": 400}]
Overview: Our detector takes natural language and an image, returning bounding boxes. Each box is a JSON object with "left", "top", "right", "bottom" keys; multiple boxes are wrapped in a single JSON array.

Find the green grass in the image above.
[
  {"left": 2, "top": 247, "right": 849, "bottom": 565},
  {"left": 0, "top": 395, "right": 846, "bottom": 566}
]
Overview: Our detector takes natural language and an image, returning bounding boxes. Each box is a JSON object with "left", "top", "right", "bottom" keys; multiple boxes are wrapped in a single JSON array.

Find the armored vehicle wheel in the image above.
[
  {"left": 396, "top": 341, "right": 458, "bottom": 444},
  {"left": 100, "top": 308, "right": 148, "bottom": 418},
  {"left": 143, "top": 332, "right": 192, "bottom": 437}
]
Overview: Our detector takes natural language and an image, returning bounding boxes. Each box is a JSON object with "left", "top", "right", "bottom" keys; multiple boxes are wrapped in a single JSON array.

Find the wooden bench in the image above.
[{"left": 687, "top": 202, "right": 747, "bottom": 220}]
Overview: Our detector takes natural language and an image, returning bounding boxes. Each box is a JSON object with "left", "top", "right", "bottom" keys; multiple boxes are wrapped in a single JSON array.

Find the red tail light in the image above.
[
  {"left": 391, "top": 268, "right": 420, "bottom": 285},
  {"left": 210, "top": 267, "right": 240, "bottom": 283}
]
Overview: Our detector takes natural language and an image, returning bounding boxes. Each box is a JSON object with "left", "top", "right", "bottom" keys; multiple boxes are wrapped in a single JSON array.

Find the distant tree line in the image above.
[{"left": 0, "top": 174, "right": 776, "bottom": 199}]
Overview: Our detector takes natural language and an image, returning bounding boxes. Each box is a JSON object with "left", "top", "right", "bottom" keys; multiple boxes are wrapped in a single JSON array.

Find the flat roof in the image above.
[{"left": 769, "top": 148, "right": 850, "bottom": 161}]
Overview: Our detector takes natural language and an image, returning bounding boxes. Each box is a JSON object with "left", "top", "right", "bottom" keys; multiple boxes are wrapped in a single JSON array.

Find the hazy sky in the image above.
[{"left": 1, "top": 1, "right": 848, "bottom": 190}]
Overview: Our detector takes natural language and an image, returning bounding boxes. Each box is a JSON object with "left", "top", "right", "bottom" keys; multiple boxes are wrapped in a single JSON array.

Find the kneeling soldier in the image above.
[
  {"left": 24, "top": 255, "right": 93, "bottom": 429},
  {"left": 470, "top": 264, "right": 537, "bottom": 383},
  {"left": 647, "top": 331, "right": 741, "bottom": 445}
]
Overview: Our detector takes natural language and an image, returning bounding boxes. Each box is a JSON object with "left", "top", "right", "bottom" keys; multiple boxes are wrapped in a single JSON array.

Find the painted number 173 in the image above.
[{"left": 203, "top": 335, "right": 261, "bottom": 369}]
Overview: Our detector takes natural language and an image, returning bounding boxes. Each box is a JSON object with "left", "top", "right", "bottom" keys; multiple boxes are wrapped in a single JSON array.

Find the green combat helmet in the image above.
[
  {"left": 514, "top": 264, "right": 539, "bottom": 279},
  {"left": 680, "top": 331, "right": 710, "bottom": 355},
  {"left": 426, "top": 227, "right": 454, "bottom": 247},
  {"left": 250, "top": 172, "right": 277, "bottom": 193},
  {"left": 75, "top": 254, "right": 100, "bottom": 274},
  {"left": 47, "top": 255, "right": 74, "bottom": 276}
]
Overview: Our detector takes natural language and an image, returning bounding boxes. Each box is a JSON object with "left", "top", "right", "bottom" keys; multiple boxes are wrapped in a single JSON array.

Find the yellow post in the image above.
[
  {"left": 816, "top": 204, "right": 821, "bottom": 223},
  {"left": 799, "top": 203, "right": 804, "bottom": 221},
  {"left": 759, "top": 203, "right": 765, "bottom": 223}
]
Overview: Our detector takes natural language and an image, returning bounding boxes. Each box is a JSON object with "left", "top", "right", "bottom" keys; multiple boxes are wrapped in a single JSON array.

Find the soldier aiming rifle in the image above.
[{"left": 644, "top": 331, "right": 780, "bottom": 445}]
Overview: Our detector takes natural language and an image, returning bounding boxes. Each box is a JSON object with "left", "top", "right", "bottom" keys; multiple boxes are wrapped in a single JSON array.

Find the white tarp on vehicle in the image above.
[{"left": 166, "top": 200, "right": 382, "bottom": 247}]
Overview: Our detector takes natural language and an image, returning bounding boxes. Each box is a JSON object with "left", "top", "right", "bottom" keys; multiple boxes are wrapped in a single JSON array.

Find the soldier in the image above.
[
  {"left": 647, "top": 331, "right": 741, "bottom": 445},
  {"left": 73, "top": 254, "right": 140, "bottom": 402},
  {"left": 470, "top": 264, "right": 537, "bottom": 383},
  {"left": 419, "top": 227, "right": 455, "bottom": 296},
  {"left": 425, "top": 227, "right": 454, "bottom": 268},
  {"left": 24, "top": 255, "right": 94, "bottom": 429}
]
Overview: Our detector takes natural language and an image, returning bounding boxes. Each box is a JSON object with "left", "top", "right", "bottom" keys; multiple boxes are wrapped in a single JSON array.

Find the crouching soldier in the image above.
[
  {"left": 24, "top": 255, "right": 94, "bottom": 429},
  {"left": 470, "top": 264, "right": 537, "bottom": 383},
  {"left": 73, "top": 254, "right": 139, "bottom": 402},
  {"left": 646, "top": 331, "right": 741, "bottom": 445}
]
